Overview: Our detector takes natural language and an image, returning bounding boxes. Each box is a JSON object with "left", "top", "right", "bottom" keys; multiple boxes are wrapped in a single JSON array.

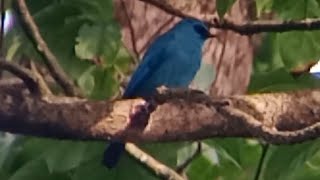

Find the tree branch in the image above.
[
  {"left": 29, "top": 61, "right": 53, "bottom": 95},
  {"left": 126, "top": 143, "right": 185, "bottom": 180},
  {"left": 139, "top": 0, "right": 320, "bottom": 35},
  {"left": 120, "top": 0, "right": 139, "bottom": 63},
  {"left": 13, "top": 0, "right": 82, "bottom": 96},
  {"left": 0, "top": 60, "right": 41, "bottom": 95},
  {"left": 13, "top": 0, "right": 166, "bottom": 175},
  {"left": 1, "top": 81, "right": 320, "bottom": 144}
]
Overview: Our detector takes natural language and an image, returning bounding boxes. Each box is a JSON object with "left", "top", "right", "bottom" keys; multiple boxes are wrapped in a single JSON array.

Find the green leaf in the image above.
[
  {"left": 13, "top": 138, "right": 53, "bottom": 166},
  {"left": 44, "top": 141, "right": 87, "bottom": 173},
  {"left": 142, "top": 142, "right": 186, "bottom": 168},
  {"left": 254, "top": 33, "right": 284, "bottom": 73},
  {"left": 203, "top": 139, "right": 260, "bottom": 180},
  {"left": 216, "top": 0, "right": 236, "bottom": 18},
  {"left": 89, "top": 66, "right": 118, "bottom": 99},
  {"left": 206, "top": 140, "right": 242, "bottom": 169},
  {"left": 249, "top": 68, "right": 320, "bottom": 93},
  {"left": 9, "top": 159, "right": 69, "bottom": 180},
  {"left": 61, "top": 0, "right": 114, "bottom": 22},
  {"left": 272, "top": 0, "right": 320, "bottom": 19},
  {"left": 249, "top": 68, "right": 296, "bottom": 93},
  {"left": 71, "top": 159, "right": 112, "bottom": 180},
  {"left": 296, "top": 73, "right": 320, "bottom": 88},
  {"left": 77, "top": 66, "right": 96, "bottom": 95},
  {"left": 75, "top": 22, "right": 121, "bottom": 66},
  {"left": 255, "top": 0, "right": 273, "bottom": 17},
  {"left": 277, "top": 31, "right": 320, "bottom": 70},
  {"left": 115, "top": 153, "right": 159, "bottom": 180},
  {"left": 187, "top": 154, "right": 217, "bottom": 180},
  {"left": 261, "top": 141, "right": 320, "bottom": 180},
  {"left": 9, "top": 159, "right": 49, "bottom": 180},
  {"left": 185, "top": 139, "right": 260, "bottom": 180}
]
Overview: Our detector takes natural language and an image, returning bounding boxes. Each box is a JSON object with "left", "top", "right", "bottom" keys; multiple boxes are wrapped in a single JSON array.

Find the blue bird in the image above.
[{"left": 103, "top": 18, "right": 211, "bottom": 168}]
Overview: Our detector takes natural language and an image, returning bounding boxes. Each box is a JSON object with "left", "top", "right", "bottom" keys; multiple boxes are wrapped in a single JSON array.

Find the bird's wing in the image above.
[{"left": 123, "top": 33, "right": 174, "bottom": 98}]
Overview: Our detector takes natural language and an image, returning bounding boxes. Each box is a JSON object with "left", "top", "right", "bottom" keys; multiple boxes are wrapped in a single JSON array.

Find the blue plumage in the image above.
[{"left": 103, "top": 18, "right": 211, "bottom": 168}]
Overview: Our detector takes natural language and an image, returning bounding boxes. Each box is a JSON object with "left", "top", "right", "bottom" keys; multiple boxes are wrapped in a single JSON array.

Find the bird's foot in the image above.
[{"left": 129, "top": 99, "right": 156, "bottom": 128}]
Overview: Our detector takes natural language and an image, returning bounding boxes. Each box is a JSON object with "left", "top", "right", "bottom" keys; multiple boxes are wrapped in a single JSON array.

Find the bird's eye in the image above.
[{"left": 194, "top": 25, "right": 209, "bottom": 37}]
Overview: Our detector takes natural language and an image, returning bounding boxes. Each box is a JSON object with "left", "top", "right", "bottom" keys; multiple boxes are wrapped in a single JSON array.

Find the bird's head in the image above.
[{"left": 178, "top": 18, "right": 211, "bottom": 40}]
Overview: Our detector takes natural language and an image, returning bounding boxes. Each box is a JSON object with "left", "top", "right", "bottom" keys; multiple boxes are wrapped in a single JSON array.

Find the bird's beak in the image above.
[{"left": 208, "top": 33, "right": 216, "bottom": 38}]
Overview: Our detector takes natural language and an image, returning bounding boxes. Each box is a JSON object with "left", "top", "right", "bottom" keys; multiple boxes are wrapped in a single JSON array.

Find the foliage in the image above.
[{"left": 1, "top": 0, "right": 320, "bottom": 179}]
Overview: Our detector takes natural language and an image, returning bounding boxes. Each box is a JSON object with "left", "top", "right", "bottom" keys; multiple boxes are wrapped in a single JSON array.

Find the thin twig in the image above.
[
  {"left": 125, "top": 143, "right": 185, "bottom": 180},
  {"left": 139, "top": 16, "right": 175, "bottom": 54},
  {"left": 176, "top": 142, "right": 202, "bottom": 173},
  {"left": 120, "top": 0, "right": 139, "bottom": 63},
  {"left": 0, "top": 59, "right": 41, "bottom": 95},
  {"left": 29, "top": 61, "right": 52, "bottom": 95},
  {"left": 254, "top": 143, "right": 269, "bottom": 180},
  {"left": 14, "top": 0, "right": 82, "bottom": 96},
  {"left": 139, "top": 0, "right": 320, "bottom": 35},
  {"left": 139, "top": 0, "right": 189, "bottom": 20},
  {"left": 213, "top": 18, "right": 320, "bottom": 35}
]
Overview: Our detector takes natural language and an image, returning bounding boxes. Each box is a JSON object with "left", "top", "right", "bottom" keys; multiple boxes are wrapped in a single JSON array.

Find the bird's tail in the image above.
[{"left": 103, "top": 141, "right": 125, "bottom": 168}]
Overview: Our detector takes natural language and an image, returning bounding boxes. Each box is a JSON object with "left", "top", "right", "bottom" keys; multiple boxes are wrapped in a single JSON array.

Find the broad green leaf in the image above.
[
  {"left": 287, "top": 150, "right": 320, "bottom": 179},
  {"left": 9, "top": 159, "right": 69, "bottom": 180},
  {"left": 296, "top": 73, "right": 320, "bottom": 88},
  {"left": 112, "top": 46, "right": 132, "bottom": 73},
  {"left": 249, "top": 68, "right": 296, "bottom": 93},
  {"left": 71, "top": 159, "right": 113, "bottom": 180},
  {"left": 277, "top": 31, "right": 320, "bottom": 70},
  {"left": 0, "top": 171, "right": 9, "bottom": 180},
  {"left": 9, "top": 159, "right": 49, "bottom": 180},
  {"left": 254, "top": 33, "right": 284, "bottom": 73},
  {"left": 77, "top": 66, "right": 96, "bottom": 95},
  {"left": 255, "top": 0, "right": 273, "bottom": 17},
  {"left": 261, "top": 141, "right": 320, "bottom": 180},
  {"left": 187, "top": 154, "right": 217, "bottom": 180},
  {"left": 75, "top": 22, "right": 121, "bottom": 66},
  {"left": 12, "top": 138, "right": 53, "bottom": 168},
  {"left": 272, "top": 0, "right": 320, "bottom": 19},
  {"left": 254, "top": 32, "right": 320, "bottom": 74},
  {"left": 216, "top": 0, "right": 236, "bottom": 18},
  {"left": 72, "top": 153, "right": 159, "bottom": 180},
  {"left": 60, "top": 0, "right": 114, "bottom": 22},
  {"left": 43, "top": 141, "right": 87, "bottom": 173},
  {"left": 249, "top": 68, "right": 320, "bottom": 93},
  {"left": 142, "top": 142, "right": 187, "bottom": 168},
  {"left": 206, "top": 139, "right": 242, "bottom": 169},
  {"left": 89, "top": 66, "right": 118, "bottom": 99},
  {"left": 203, "top": 138, "right": 260, "bottom": 180},
  {"left": 185, "top": 139, "right": 259, "bottom": 180}
]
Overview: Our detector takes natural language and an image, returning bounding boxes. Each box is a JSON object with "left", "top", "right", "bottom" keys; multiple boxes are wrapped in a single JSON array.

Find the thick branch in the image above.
[
  {"left": 213, "top": 18, "right": 320, "bottom": 35},
  {"left": 140, "top": 0, "right": 320, "bottom": 35},
  {"left": 0, "top": 60, "right": 40, "bottom": 95},
  {"left": 13, "top": 0, "right": 81, "bottom": 96},
  {"left": 1, "top": 81, "right": 320, "bottom": 144}
]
